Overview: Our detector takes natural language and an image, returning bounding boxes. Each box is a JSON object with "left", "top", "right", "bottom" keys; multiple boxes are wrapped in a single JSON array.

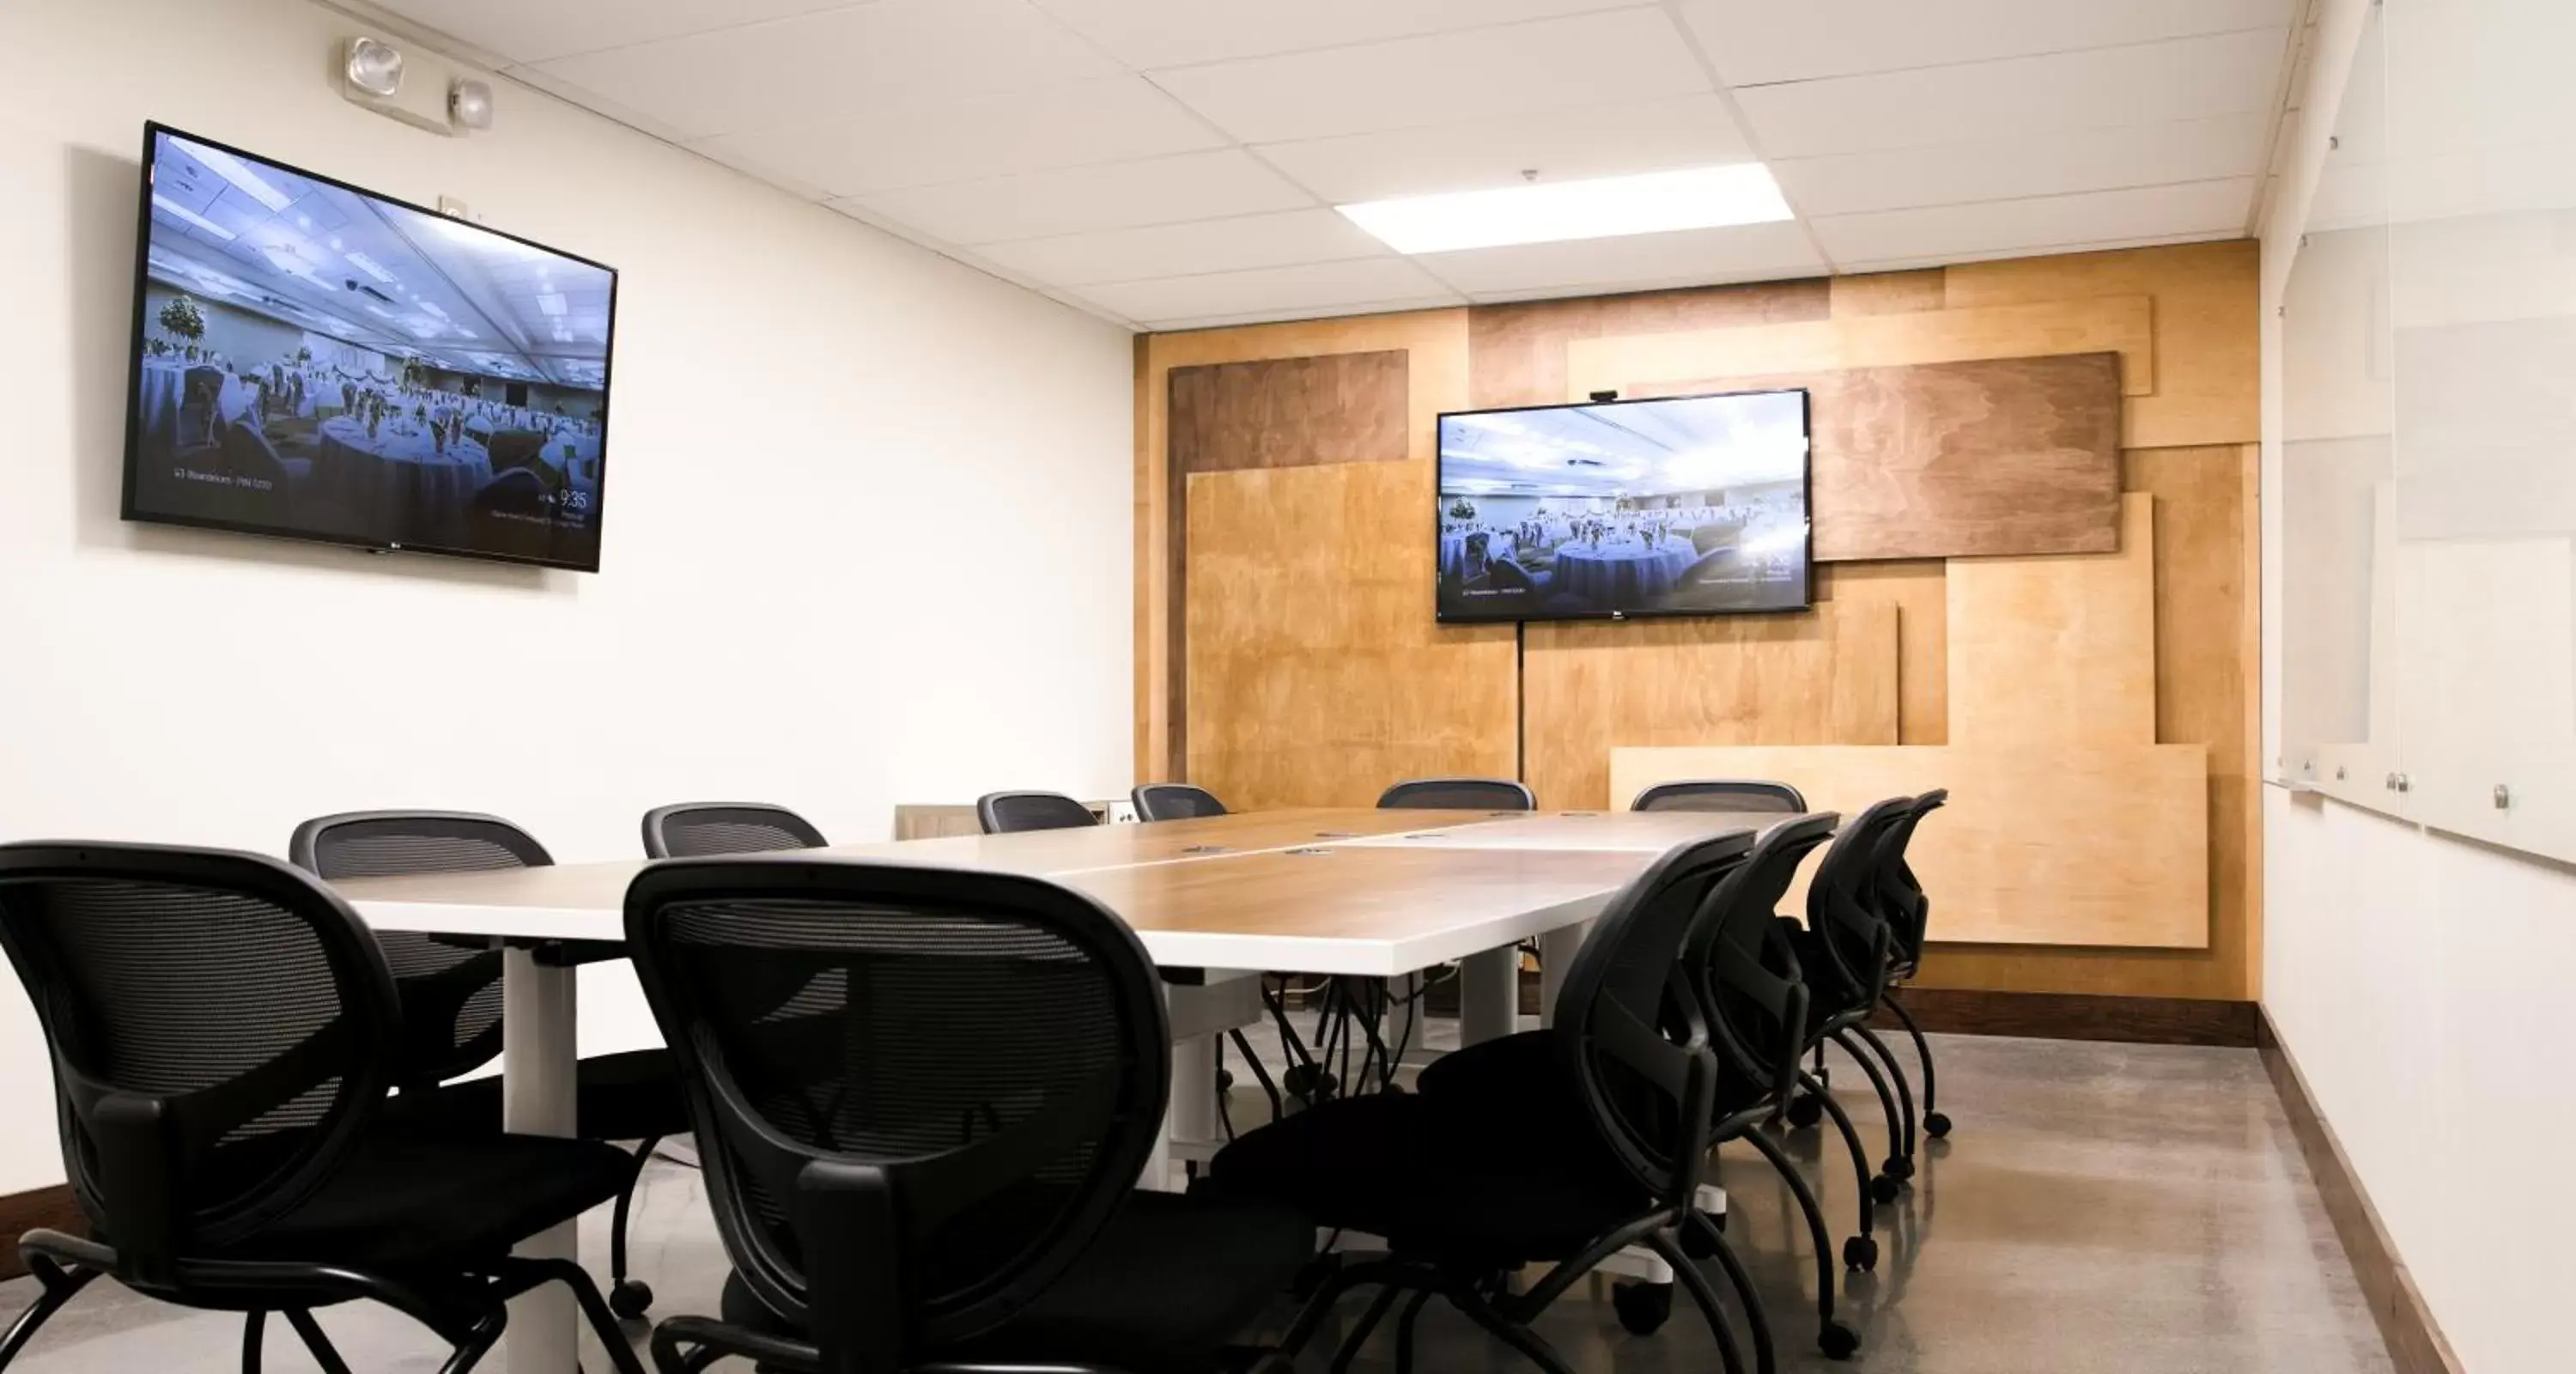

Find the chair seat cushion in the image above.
[
  {"left": 386, "top": 1047, "right": 688, "bottom": 1143},
  {"left": 720, "top": 1189, "right": 1311, "bottom": 1374},
  {"left": 1419, "top": 1030, "right": 1771, "bottom": 1139},
  {"left": 230, "top": 1125, "right": 640, "bottom": 1269}
]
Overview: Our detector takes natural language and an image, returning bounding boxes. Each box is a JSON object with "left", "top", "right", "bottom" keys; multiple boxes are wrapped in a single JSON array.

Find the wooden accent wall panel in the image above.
[
  {"left": 1640, "top": 353, "right": 2125, "bottom": 562},
  {"left": 1946, "top": 492, "right": 2157, "bottom": 745},
  {"left": 1830, "top": 270, "right": 1947, "bottom": 317},
  {"left": 1817, "top": 560, "right": 1948, "bottom": 744},
  {"left": 1611, "top": 742, "right": 2211, "bottom": 948},
  {"left": 1467, "top": 280, "right": 1832, "bottom": 410},
  {"left": 1522, "top": 602, "right": 1900, "bottom": 810},
  {"left": 1169, "top": 350, "right": 1407, "bottom": 472}
]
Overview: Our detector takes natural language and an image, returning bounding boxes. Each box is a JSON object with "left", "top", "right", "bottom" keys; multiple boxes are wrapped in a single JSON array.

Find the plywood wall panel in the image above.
[
  {"left": 1467, "top": 280, "right": 1832, "bottom": 410},
  {"left": 1611, "top": 742, "right": 2211, "bottom": 948},
  {"left": 1818, "top": 560, "right": 1949, "bottom": 744},
  {"left": 1831, "top": 270, "right": 1947, "bottom": 317},
  {"left": 1522, "top": 601, "right": 1900, "bottom": 810},
  {"left": 1946, "top": 492, "right": 2158, "bottom": 745},
  {"left": 1169, "top": 350, "right": 1408, "bottom": 472}
]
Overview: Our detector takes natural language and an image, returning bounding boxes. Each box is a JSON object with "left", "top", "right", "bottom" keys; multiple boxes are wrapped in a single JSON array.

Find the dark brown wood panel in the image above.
[
  {"left": 2259, "top": 1012, "right": 2466, "bottom": 1374},
  {"left": 1644, "top": 352, "right": 2125, "bottom": 562},
  {"left": 1467, "top": 279, "right": 1832, "bottom": 410},
  {"left": 1169, "top": 350, "right": 1408, "bottom": 472},
  {"left": 1877, "top": 987, "right": 2257, "bottom": 1046},
  {"left": 0, "top": 1183, "right": 81, "bottom": 1280}
]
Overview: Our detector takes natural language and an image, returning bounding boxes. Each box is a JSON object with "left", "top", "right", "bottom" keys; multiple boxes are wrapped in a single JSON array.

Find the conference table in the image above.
[{"left": 333, "top": 806, "right": 1785, "bottom": 1374}]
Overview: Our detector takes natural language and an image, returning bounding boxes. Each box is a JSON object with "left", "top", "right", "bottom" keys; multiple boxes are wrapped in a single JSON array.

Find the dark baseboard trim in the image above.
[
  {"left": 1883, "top": 987, "right": 2260, "bottom": 1046},
  {"left": 2258, "top": 1009, "right": 2464, "bottom": 1374},
  {"left": 0, "top": 1182, "right": 82, "bottom": 1281}
]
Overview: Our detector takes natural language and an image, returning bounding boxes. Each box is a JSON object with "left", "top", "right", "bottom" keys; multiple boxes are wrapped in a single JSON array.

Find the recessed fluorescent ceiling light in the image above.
[
  {"left": 344, "top": 251, "right": 398, "bottom": 283},
  {"left": 151, "top": 195, "right": 236, "bottom": 241},
  {"left": 1337, "top": 164, "right": 1792, "bottom": 255},
  {"left": 181, "top": 141, "right": 295, "bottom": 213}
]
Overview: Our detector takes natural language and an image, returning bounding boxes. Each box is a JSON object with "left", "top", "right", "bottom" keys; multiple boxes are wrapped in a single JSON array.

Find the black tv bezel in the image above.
[
  {"left": 1431, "top": 386, "right": 1817, "bottom": 625},
  {"left": 120, "top": 121, "right": 622, "bottom": 574}
]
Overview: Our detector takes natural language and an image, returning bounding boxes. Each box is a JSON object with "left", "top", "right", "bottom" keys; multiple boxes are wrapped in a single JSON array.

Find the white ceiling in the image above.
[{"left": 349, "top": 0, "right": 2299, "bottom": 331}]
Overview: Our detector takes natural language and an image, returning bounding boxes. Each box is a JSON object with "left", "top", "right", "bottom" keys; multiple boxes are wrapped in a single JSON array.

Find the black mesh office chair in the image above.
[
  {"left": 1869, "top": 790, "right": 1950, "bottom": 1139},
  {"left": 1376, "top": 777, "right": 1536, "bottom": 811},
  {"left": 289, "top": 810, "right": 688, "bottom": 1321},
  {"left": 0, "top": 842, "right": 647, "bottom": 1374},
  {"left": 975, "top": 791, "right": 1100, "bottom": 834},
  {"left": 1206, "top": 832, "right": 1769, "bottom": 1374},
  {"left": 1632, "top": 780, "right": 1808, "bottom": 813},
  {"left": 1781, "top": 798, "right": 1920, "bottom": 1201},
  {"left": 624, "top": 859, "right": 1318, "bottom": 1374},
  {"left": 641, "top": 802, "right": 828, "bottom": 859},
  {"left": 1131, "top": 783, "right": 1228, "bottom": 822}
]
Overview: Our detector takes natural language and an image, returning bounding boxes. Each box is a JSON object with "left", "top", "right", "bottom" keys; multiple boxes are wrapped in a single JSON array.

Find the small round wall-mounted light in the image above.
[
  {"left": 345, "top": 36, "right": 405, "bottom": 98},
  {"left": 449, "top": 78, "right": 495, "bottom": 132}
]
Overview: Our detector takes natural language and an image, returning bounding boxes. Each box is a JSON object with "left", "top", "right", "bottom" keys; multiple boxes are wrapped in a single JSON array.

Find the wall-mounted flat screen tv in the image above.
[
  {"left": 1435, "top": 389, "right": 1814, "bottom": 623},
  {"left": 123, "top": 124, "right": 617, "bottom": 571}
]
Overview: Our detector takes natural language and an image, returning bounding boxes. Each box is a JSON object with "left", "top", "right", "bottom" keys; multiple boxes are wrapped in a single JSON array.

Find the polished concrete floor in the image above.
[{"left": 0, "top": 1031, "right": 2391, "bottom": 1372}]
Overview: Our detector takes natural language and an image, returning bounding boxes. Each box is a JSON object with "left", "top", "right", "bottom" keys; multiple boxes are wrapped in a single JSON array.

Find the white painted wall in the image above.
[
  {"left": 2261, "top": 3, "right": 2576, "bottom": 1370},
  {"left": 0, "top": 0, "right": 1134, "bottom": 1194}
]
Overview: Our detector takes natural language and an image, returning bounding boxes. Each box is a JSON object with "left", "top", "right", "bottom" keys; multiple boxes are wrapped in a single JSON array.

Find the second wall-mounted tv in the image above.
[
  {"left": 1436, "top": 389, "right": 1814, "bottom": 623},
  {"left": 123, "top": 123, "right": 618, "bottom": 571}
]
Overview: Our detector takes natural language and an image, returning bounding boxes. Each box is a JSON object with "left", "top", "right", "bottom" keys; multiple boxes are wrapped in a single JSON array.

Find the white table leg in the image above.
[
  {"left": 1167, "top": 1032, "right": 1218, "bottom": 1186},
  {"left": 1457, "top": 945, "right": 1520, "bottom": 1048},
  {"left": 1538, "top": 922, "right": 1590, "bottom": 1029},
  {"left": 502, "top": 949, "right": 580, "bottom": 1374}
]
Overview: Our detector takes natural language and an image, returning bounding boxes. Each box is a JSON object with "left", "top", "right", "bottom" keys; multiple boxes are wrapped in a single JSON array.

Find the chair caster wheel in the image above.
[
  {"left": 1883, "top": 1154, "right": 1915, "bottom": 1182},
  {"left": 1925, "top": 1111, "right": 1953, "bottom": 1138},
  {"left": 1610, "top": 1280, "right": 1674, "bottom": 1335},
  {"left": 1869, "top": 1174, "right": 1902, "bottom": 1206},
  {"left": 1282, "top": 1065, "right": 1339, "bottom": 1108},
  {"left": 1842, "top": 1235, "right": 1879, "bottom": 1272},
  {"left": 1217, "top": 1067, "right": 1236, "bottom": 1092},
  {"left": 1785, "top": 1094, "right": 1824, "bottom": 1129},
  {"left": 609, "top": 1280, "right": 653, "bottom": 1322},
  {"left": 1819, "top": 1320, "right": 1860, "bottom": 1359}
]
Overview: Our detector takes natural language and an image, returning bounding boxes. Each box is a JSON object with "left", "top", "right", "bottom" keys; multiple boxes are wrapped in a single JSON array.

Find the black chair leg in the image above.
[
  {"left": 1448, "top": 1286, "right": 1577, "bottom": 1374},
  {"left": 1646, "top": 1230, "right": 1752, "bottom": 1374},
  {"left": 1880, "top": 990, "right": 1947, "bottom": 1137},
  {"left": 435, "top": 1313, "right": 507, "bottom": 1374},
  {"left": 610, "top": 1137, "right": 660, "bottom": 1320},
  {"left": 1798, "top": 1067, "right": 1886, "bottom": 1221},
  {"left": 0, "top": 1257, "right": 94, "bottom": 1371},
  {"left": 1829, "top": 1031, "right": 1911, "bottom": 1189},
  {"left": 1850, "top": 1025, "right": 1919, "bottom": 1172},
  {"left": 1227, "top": 1026, "right": 1286, "bottom": 1122},
  {"left": 241, "top": 1311, "right": 264, "bottom": 1374},
  {"left": 284, "top": 1310, "right": 355, "bottom": 1374},
  {"left": 1330, "top": 1286, "right": 1400, "bottom": 1374},
  {"left": 1392, "top": 1291, "right": 1431, "bottom": 1374},
  {"left": 1741, "top": 1128, "right": 1861, "bottom": 1357}
]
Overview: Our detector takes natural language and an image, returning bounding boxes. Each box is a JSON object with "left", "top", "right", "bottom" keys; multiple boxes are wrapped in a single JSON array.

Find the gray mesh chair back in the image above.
[
  {"left": 975, "top": 791, "right": 1099, "bottom": 835},
  {"left": 624, "top": 860, "right": 1169, "bottom": 1365},
  {"left": 1801, "top": 799, "right": 1913, "bottom": 1015},
  {"left": 0, "top": 842, "right": 402, "bottom": 1281},
  {"left": 1632, "top": 780, "right": 1807, "bottom": 814},
  {"left": 1376, "top": 777, "right": 1535, "bottom": 811},
  {"left": 288, "top": 811, "right": 550, "bottom": 1089},
  {"left": 641, "top": 803, "right": 828, "bottom": 859},
  {"left": 1873, "top": 790, "right": 1947, "bottom": 972},
  {"left": 1129, "top": 783, "right": 1228, "bottom": 822},
  {"left": 1686, "top": 814, "right": 1838, "bottom": 1097}
]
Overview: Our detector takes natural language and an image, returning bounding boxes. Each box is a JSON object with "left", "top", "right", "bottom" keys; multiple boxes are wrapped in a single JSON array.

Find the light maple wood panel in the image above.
[
  {"left": 1817, "top": 560, "right": 1948, "bottom": 744},
  {"left": 1611, "top": 742, "right": 2211, "bottom": 948},
  {"left": 1466, "top": 280, "right": 1831, "bottom": 410},
  {"left": 1639, "top": 353, "right": 2124, "bottom": 561},
  {"left": 1944, "top": 240, "right": 2259, "bottom": 449},
  {"left": 1564, "top": 295, "right": 2156, "bottom": 403},
  {"left": 1830, "top": 270, "right": 1947, "bottom": 317},
  {"left": 1947, "top": 492, "right": 2157, "bottom": 746},
  {"left": 1170, "top": 350, "right": 1408, "bottom": 472},
  {"left": 1522, "top": 601, "right": 1900, "bottom": 810}
]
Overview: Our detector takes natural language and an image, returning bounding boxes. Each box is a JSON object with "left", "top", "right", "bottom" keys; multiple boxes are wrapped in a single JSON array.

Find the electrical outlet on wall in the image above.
[{"left": 437, "top": 196, "right": 476, "bottom": 222}]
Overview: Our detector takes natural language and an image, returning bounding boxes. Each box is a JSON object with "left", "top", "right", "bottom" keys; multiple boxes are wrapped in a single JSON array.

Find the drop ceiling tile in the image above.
[
  {"left": 1151, "top": 9, "right": 1710, "bottom": 146},
  {"left": 846, "top": 149, "right": 1316, "bottom": 244},
  {"left": 1140, "top": 298, "right": 1466, "bottom": 332},
  {"left": 689, "top": 78, "right": 1224, "bottom": 198},
  {"left": 1771, "top": 113, "right": 2273, "bottom": 217},
  {"left": 1836, "top": 228, "right": 2245, "bottom": 276},
  {"left": 1807, "top": 179, "right": 2257, "bottom": 265},
  {"left": 977, "top": 210, "right": 1392, "bottom": 286},
  {"left": 1413, "top": 222, "right": 1825, "bottom": 296},
  {"left": 364, "top": 0, "right": 855, "bottom": 65},
  {"left": 1075, "top": 258, "right": 1461, "bottom": 324},
  {"left": 1732, "top": 28, "right": 2288, "bottom": 159},
  {"left": 1680, "top": 0, "right": 2295, "bottom": 88},
  {"left": 1028, "top": 0, "right": 1638, "bottom": 70},
  {"left": 503, "top": 64, "right": 705, "bottom": 148},
  {"left": 1255, "top": 95, "right": 1757, "bottom": 205},
  {"left": 526, "top": 0, "right": 1122, "bottom": 138}
]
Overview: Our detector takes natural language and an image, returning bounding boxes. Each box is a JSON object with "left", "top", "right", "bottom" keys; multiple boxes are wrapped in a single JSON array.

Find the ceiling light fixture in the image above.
[
  {"left": 344, "top": 37, "right": 404, "bottom": 99},
  {"left": 150, "top": 194, "right": 236, "bottom": 241},
  {"left": 1336, "top": 164, "right": 1794, "bottom": 255},
  {"left": 449, "top": 79, "right": 495, "bottom": 132}
]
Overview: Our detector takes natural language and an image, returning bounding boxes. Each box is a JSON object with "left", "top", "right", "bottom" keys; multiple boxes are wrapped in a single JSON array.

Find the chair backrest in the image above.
[
  {"left": 1872, "top": 789, "right": 1947, "bottom": 966},
  {"left": 975, "top": 791, "right": 1099, "bottom": 835},
  {"left": 643, "top": 803, "right": 829, "bottom": 859},
  {"left": 625, "top": 860, "right": 1169, "bottom": 1368},
  {"left": 1548, "top": 832, "right": 1751, "bottom": 1213},
  {"left": 1685, "top": 814, "right": 1838, "bottom": 1105},
  {"left": 288, "top": 811, "right": 550, "bottom": 1088},
  {"left": 1631, "top": 779, "right": 1807, "bottom": 814},
  {"left": 1376, "top": 777, "right": 1535, "bottom": 811},
  {"left": 1128, "top": 783, "right": 1227, "bottom": 823},
  {"left": 0, "top": 842, "right": 403, "bottom": 1283},
  {"left": 1800, "top": 797, "right": 1914, "bottom": 1013}
]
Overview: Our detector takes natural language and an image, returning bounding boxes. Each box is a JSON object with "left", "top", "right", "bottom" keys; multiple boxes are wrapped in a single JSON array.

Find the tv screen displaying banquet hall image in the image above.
[
  {"left": 1435, "top": 389, "right": 1813, "bottom": 623},
  {"left": 122, "top": 125, "right": 616, "bottom": 571}
]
